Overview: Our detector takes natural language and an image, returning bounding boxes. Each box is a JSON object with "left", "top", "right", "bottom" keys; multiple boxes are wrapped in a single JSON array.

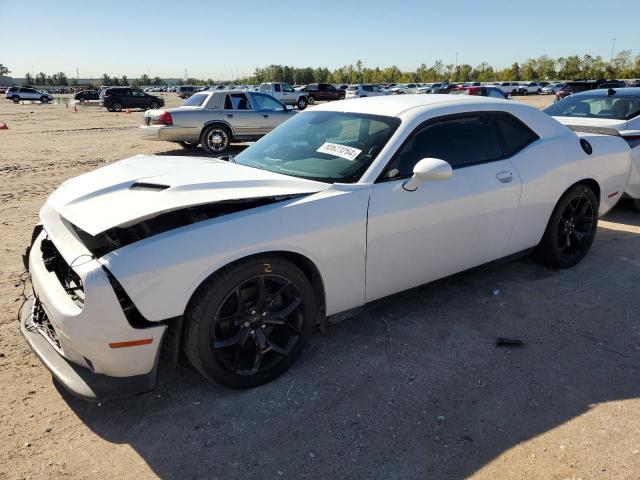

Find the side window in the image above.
[
  {"left": 491, "top": 113, "right": 539, "bottom": 157},
  {"left": 488, "top": 89, "right": 504, "bottom": 99},
  {"left": 384, "top": 115, "right": 502, "bottom": 179},
  {"left": 282, "top": 83, "right": 294, "bottom": 92},
  {"left": 132, "top": 90, "right": 144, "bottom": 96},
  {"left": 252, "top": 93, "right": 284, "bottom": 111},
  {"left": 274, "top": 84, "right": 281, "bottom": 92},
  {"left": 307, "top": 84, "right": 318, "bottom": 91}
]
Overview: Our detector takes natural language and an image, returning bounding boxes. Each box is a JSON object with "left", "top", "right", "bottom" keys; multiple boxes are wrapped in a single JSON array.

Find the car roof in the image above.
[
  {"left": 313, "top": 93, "right": 498, "bottom": 116},
  {"left": 573, "top": 87, "right": 640, "bottom": 97}
]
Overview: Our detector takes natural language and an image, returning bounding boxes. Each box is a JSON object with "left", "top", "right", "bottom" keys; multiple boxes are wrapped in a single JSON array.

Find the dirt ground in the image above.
[{"left": 1, "top": 93, "right": 639, "bottom": 480}]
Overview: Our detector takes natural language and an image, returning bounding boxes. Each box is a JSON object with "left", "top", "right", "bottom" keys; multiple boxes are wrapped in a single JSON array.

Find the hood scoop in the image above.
[{"left": 130, "top": 182, "right": 170, "bottom": 191}]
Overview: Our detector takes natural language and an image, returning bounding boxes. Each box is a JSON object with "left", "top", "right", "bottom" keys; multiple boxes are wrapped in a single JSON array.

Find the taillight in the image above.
[
  {"left": 151, "top": 111, "right": 172, "bottom": 125},
  {"left": 623, "top": 135, "right": 640, "bottom": 148}
]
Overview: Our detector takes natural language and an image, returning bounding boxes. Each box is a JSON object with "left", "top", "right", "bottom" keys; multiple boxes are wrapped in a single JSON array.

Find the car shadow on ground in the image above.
[{"left": 58, "top": 200, "right": 640, "bottom": 479}]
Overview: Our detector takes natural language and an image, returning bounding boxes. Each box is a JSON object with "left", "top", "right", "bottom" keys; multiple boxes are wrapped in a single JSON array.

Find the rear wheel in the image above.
[
  {"left": 535, "top": 184, "right": 599, "bottom": 268},
  {"left": 149, "top": 101, "right": 160, "bottom": 109},
  {"left": 307, "top": 95, "right": 315, "bottom": 105},
  {"left": 11, "top": 95, "right": 20, "bottom": 103},
  {"left": 184, "top": 256, "right": 316, "bottom": 388},
  {"left": 200, "top": 124, "right": 230, "bottom": 154},
  {"left": 111, "top": 102, "right": 123, "bottom": 112},
  {"left": 40, "top": 96, "right": 49, "bottom": 103}
]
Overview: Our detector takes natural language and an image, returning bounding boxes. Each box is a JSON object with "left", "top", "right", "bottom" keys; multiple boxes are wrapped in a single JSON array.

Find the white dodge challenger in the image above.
[{"left": 21, "top": 95, "right": 632, "bottom": 401}]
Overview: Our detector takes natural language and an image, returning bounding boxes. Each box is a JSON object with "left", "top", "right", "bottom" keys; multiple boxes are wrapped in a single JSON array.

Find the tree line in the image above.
[
  {"left": 247, "top": 51, "right": 640, "bottom": 85},
  {"left": 6, "top": 50, "right": 640, "bottom": 87}
]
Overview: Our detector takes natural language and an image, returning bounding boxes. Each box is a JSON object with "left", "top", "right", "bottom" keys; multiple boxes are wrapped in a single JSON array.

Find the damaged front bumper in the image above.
[
  {"left": 21, "top": 208, "right": 166, "bottom": 401},
  {"left": 20, "top": 296, "right": 160, "bottom": 401}
]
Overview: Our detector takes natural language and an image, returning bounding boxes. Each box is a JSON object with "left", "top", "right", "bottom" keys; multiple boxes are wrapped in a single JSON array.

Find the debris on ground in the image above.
[{"left": 496, "top": 337, "right": 525, "bottom": 348}]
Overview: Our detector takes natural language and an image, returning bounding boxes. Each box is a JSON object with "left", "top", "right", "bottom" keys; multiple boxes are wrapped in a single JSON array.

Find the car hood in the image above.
[
  {"left": 552, "top": 116, "right": 629, "bottom": 131},
  {"left": 46, "top": 154, "right": 329, "bottom": 235}
]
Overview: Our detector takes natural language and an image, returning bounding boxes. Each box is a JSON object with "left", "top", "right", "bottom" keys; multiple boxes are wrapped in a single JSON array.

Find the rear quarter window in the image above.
[{"left": 491, "top": 113, "right": 539, "bottom": 157}]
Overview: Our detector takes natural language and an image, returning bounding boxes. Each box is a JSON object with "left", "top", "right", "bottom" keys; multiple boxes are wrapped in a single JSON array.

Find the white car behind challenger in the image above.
[{"left": 21, "top": 95, "right": 631, "bottom": 401}]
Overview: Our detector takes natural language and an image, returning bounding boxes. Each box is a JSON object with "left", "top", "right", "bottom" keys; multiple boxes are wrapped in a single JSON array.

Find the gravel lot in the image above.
[{"left": 1, "top": 93, "right": 639, "bottom": 480}]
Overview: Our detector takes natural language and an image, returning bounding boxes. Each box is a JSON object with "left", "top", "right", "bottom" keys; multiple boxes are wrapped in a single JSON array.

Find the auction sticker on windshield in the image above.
[{"left": 317, "top": 143, "right": 362, "bottom": 161}]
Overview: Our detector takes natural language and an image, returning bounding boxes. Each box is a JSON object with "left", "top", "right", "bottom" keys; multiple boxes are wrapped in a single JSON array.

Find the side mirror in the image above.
[{"left": 402, "top": 158, "right": 452, "bottom": 191}]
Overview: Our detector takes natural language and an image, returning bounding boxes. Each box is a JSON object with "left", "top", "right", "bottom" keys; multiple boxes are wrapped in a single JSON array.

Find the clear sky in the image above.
[{"left": 1, "top": 0, "right": 638, "bottom": 80}]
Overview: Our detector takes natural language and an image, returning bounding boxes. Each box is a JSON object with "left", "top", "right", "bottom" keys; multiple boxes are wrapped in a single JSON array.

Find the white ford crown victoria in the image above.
[{"left": 21, "top": 95, "right": 631, "bottom": 401}]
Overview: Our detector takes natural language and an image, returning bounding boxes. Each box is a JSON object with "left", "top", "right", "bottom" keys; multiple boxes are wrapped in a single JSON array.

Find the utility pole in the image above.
[
  {"left": 609, "top": 38, "right": 616, "bottom": 64},
  {"left": 455, "top": 52, "right": 458, "bottom": 70},
  {"left": 184, "top": 68, "right": 188, "bottom": 80}
]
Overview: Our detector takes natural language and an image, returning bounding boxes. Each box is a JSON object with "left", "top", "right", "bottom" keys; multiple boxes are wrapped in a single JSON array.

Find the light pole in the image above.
[{"left": 609, "top": 38, "right": 616, "bottom": 65}]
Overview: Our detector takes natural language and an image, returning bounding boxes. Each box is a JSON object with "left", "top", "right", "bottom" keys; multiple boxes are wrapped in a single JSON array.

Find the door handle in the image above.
[
  {"left": 226, "top": 114, "right": 233, "bottom": 118},
  {"left": 496, "top": 171, "right": 513, "bottom": 183},
  {"left": 263, "top": 114, "right": 269, "bottom": 118}
]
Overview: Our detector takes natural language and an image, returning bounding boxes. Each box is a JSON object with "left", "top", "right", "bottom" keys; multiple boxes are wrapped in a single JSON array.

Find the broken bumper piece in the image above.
[{"left": 20, "top": 295, "right": 160, "bottom": 402}]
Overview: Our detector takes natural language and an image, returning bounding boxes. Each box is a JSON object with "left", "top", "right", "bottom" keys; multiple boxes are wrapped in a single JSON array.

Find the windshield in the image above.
[
  {"left": 545, "top": 95, "right": 640, "bottom": 120},
  {"left": 234, "top": 111, "right": 400, "bottom": 183},
  {"left": 181, "top": 93, "right": 209, "bottom": 107}
]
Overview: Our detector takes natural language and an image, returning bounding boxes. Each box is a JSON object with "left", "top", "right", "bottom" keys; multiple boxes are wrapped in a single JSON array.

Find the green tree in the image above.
[
  {"left": 121, "top": 75, "right": 128, "bottom": 86},
  {"left": 35, "top": 72, "right": 46, "bottom": 85},
  {"left": 611, "top": 50, "right": 633, "bottom": 78},
  {"left": 0, "top": 64, "right": 9, "bottom": 76},
  {"left": 23, "top": 73, "right": 34, "bottom": 85},
  {"left": 101, "top": 73, "right": 111, "bottom": 86}
]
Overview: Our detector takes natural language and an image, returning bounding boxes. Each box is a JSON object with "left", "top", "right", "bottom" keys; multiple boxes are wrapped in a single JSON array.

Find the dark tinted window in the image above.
[
  {"left": 491, "top": 113, "right": 538, "bottom": 157},
  {"left": 307, "top": 84, "right": 318, "bottom": 91},
  {"left": 384, "top": 115, "right": 502, "bottom": 178},
  {"left": 274, "top": 84, "right": 281, "bottom": 92}
]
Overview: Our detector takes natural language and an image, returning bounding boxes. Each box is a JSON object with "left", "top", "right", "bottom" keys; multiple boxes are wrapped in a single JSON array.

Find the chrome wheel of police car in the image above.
[{"left": 201, "top": 125, "right": 230, "bottom": 154}]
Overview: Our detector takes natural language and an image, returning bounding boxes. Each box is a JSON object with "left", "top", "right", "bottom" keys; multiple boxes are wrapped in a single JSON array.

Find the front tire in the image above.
[
  {"left": 111, "top": 102, "right": 123, "bottom": 112},
  {"left": 297, "top": 97, "right": 307, "bottom": 110},
  {"left": 535, "top": 184, "right": 599, "bottom": 268},
  {"left": 200, "top": 124, "right": 231, "bottom": 154},
  {"left": 184, "top": 256, "right": 317, "bottom": 389},
  {"left": 40, "top": 96, "right": 49, "bottom": 103},
  {"left": 11, "top": 95, "right": 20, "bottom": 103}
]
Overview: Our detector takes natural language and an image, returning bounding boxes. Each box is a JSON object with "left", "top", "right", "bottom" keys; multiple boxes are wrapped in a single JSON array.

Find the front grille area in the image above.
[
  {"left": 40, "top": 237, "right": 85, "bottom": 307},
  {"left": 32, "top": 299, "right": 61, "bottom": 350}
]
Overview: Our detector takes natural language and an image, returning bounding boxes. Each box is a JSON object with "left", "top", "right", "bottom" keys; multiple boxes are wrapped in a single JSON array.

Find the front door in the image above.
[
  {"left": 251, "top": 93, "right": 290, "bottom": 133},
  {"left": 365, "top": 113, "right": 522, "bottom": 302}
]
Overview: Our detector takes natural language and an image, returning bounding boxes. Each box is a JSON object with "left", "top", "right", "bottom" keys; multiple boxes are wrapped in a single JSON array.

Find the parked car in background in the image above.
[
  {"left": 74, "top": 90, "right": 100, "bottom": 101},
  {"left": 542, "top": 82, "right": 564, "bottom": 95},
  {"left": 345, "top": 84, "right": 389, "bottom": 98},
  {"left": 517, "top": 82, "right": 543, "bottom": 95},
  {"left": 545, "top": 87, "right": 640, "bottom": 209},
  {"left": 258, "top": 82, "right": 309, "bottom": 109},
  {"left": 177, "top": 86, "right": 198, "bottom": 99},
  {"left": 99, "top": 87, "right": 164, "bottom": 112},
  {"left": 5, "top": 86, "right": 53, "bottom": 103},
  {"left": 141, "top": 90, "right": 296, "bottom": 154},
  {"left": 22, "top": 94, "right": 631, "bottom": 400},
  {"left": 302, "top": 83, "right": 345, "bottom": 103},
  {"left": 494, "top": 82, "right": 520, "bottom": 95},
  {"left": 388, "top": 83, "right": 421, "bottom": 94},
  {"left": 0, "top": 86, "right": 8, "bottom": 94},
  {"left": 555, "top": 80, "right": 626, "bottom": 101},
  {"left": 449, "top": 86, "right": 509, "bottom": 99}
]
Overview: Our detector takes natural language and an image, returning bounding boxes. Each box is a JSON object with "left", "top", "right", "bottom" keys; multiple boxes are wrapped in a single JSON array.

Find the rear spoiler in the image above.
[{"left": 565, "top": 124, "right": 621, "bottom": 136}]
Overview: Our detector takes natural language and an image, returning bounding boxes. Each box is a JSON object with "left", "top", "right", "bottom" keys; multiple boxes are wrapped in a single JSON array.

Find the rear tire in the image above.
[
  {"left": 184, "top": 256, "right": 316, "bottom": 389},
  {"left": 149, "top": 101, "right": 160, "bottom": 109},
  {"left": 535, "top": 184, "right": 599, "bottom": 268},
  {"left": 12, "top": 95, "right": 20, "bottom": 103},
  {"left": 200, "top": 124, "right": 231, "bottom": 154},
  {"left": 40, "top": 96, "right": 49, "bottom": 103},
  {"left": 111, "top": 102, "right": 123, "bottom": 112},
  {"left": 307, "top": 96, "right": 315, "bottom": 105}
]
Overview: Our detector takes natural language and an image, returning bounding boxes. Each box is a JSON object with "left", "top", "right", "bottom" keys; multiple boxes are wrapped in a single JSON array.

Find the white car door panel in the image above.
[
  {"left": 366, "top": 160, "right": 521, "bottom": 302},
  {"left": 365, "top": 113, "right": 523, "bottom": 302}
]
